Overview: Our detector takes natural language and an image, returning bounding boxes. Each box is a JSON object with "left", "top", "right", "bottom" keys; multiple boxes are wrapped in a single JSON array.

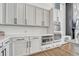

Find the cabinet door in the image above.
[
  {"left": 6, "top": 3, "right": 16, "bottom": 24},
  {"left": 36, "top": 8, "right": 43, "bottom": 26},
  {"left": 0, "top": 3, "right": 3, "bottom": 24},
  {"left": 12, "top": 38, "right": 27, "bottom": 56},
  {"left": 16, "top": 3, "right": 26, "bottom": 25},
  {"left": 44, "top": 10, "right": 49, "bottom": 26},
  {"left": 0, "top": 3, "right": 6, "bottom": 24},
  {"left": 26, "top": 5, "right": 35, "bottom": 25},
  {"left": 29, "top": 36, "right": 41, "bottom": 54}
]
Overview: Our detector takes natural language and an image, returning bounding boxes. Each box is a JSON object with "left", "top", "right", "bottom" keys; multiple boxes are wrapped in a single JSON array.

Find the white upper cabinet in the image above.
[
  {"left": 44, "top": 10, "right": 49, "bottom": 26},
  {"left": 36, "top": 8, "right": 43, "bottom": 26},
  {"left": 6, "top": 3, "right": 16, "bottom": 24},
  {"left": 26, "top": 5, "right": 35, "bottom": 25},
  {"left": 0, "top": 3, "right": 3, "bottom": 24},
  {"left": 16, "top": 3, "right": 26, "bottom": 25},
  {"left": 0, "top": 3, "right": 6, "bottom": 24}
]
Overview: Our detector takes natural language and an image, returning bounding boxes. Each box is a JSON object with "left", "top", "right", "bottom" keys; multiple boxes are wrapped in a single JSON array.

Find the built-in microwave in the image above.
[{"left": 41, "top": 35, "right": 53, "bottom": 46}]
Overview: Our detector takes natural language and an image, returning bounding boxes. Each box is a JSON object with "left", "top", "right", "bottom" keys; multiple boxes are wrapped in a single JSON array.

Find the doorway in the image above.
[{"left": 66, "top": 3, "right": 75, "bottom": 39}]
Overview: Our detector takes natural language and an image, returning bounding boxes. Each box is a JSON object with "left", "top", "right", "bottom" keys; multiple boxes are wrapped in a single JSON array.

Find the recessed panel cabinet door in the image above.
[
  {"left": 29, "top": 36, "right": 41, "bottom": 54},
  {"left": 44, "top": 10, "right": 49, "bottom": 26},
  {"left": 36, "top": 8, "right": 43, "bottom": 26},
  {"left": 6, "top": 3, "right": 16, "bottom": 24},
  {"left": 16, "top": 3, "right": 26, "bottom": 25},
  {"left": 0, "top": 3, "right": 3, "bottom": 24},
  {"left": 0, "top": 4, "right": 7, "bottom": 24},
  {"left": 12, "top": 39, "right": 27, "bottom": 56},
  {"left": 26, "top": 5, "right": 35, "bottom": 25}
]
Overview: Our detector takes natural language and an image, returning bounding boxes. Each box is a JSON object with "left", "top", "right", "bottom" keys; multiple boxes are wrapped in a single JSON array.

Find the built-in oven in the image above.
[{"left": 41, "top": 35, "right": 53, "bottom": 46}]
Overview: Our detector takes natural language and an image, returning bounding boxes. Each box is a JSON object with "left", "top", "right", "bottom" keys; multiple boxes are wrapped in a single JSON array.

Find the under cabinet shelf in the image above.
[{"left": 0, "top": 24, "right": 48, "bottom": 28}]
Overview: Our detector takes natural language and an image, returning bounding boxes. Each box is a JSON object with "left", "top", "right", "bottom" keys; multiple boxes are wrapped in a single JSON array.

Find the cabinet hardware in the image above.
[
  {"left": 17, "top": 39, "right": 24, "bottom": 40},
  {"left": 14, "top": 18, "right": 17, "bottom": 24},
  {"left": 27, "top": 41, "right": 28, "bottom": 48},
  {"left": 33, "top": 37, "right": 39, "bottom": 39}
]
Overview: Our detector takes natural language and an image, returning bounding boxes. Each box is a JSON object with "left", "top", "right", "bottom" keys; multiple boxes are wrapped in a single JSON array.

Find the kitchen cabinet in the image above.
[
  {"left": 26, "top": 5, "right": 35, "bottom": 25},
  {"left": 0, "top": 3, "right": 6, "bottom": 24},
  {"left": 36, "top": 8, "right": 43, "bottom": 26},
  {"left": 29, "top": 36, "right": 41, "bottom": 54},
  {"left": 11, "top": 37, "right": 28, "bottom": 56},
  {"left": 16, "top": 3, "right": 26, "bottom": 25},
  {"left": 6, "top": 3, "right": 17, "bottom": 24},
  {"left": 0, "top": 3, "right": 3, "bottom": 24},
  {"left": 44, "top": 10, "right": 49, "bottom": 26}
]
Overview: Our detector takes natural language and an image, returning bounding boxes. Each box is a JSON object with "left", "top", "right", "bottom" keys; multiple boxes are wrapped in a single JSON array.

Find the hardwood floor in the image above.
[{"left": 32, "top": 43, "right": 74, "bottom": 56}]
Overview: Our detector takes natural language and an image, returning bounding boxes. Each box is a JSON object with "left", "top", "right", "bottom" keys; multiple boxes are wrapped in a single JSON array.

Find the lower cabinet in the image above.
[
  {"left": 10, "top": 36, "right": 41, "bottom": 56},
  {"left": 29, "top": 36, "right": 41, "bottom": 54},
  {"left": 10, "top": 37, "right": 28, "bottom": 56}
]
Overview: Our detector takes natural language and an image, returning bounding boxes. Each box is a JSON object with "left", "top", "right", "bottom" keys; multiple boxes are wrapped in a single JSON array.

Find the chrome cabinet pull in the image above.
[
  {"left": 27, "top": 41, "right": 28, "bottom": 48},
  {"left": 17, "top": 39, "right": 24, "bottom": 41},
  {"left": 14, "top": 18, "right": 17, "bottom": 24}
]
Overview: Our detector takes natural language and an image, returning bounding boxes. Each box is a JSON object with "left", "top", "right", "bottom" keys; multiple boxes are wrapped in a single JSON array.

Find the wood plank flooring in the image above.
[{"left": 32, "top": 43, "right": 74, "bottom": 56}]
